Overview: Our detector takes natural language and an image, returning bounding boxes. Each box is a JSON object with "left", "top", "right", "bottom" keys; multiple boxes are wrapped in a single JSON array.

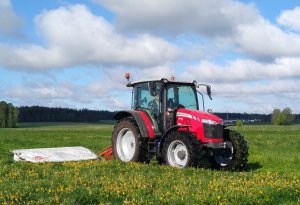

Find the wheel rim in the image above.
[
  {"left": 116, "top": 128, "right": 136, "bottom": 162},
  {"left": 213, "top": 146, "right": 234, "bottom": 167},
  {"left": 167, "top": 140, "right": 188, "bottom": 168}
]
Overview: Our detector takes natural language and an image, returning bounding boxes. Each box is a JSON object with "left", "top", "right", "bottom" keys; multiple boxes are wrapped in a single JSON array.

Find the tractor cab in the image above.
[{"left": 128, "top": 78, "right": 210, "bottom": 136}]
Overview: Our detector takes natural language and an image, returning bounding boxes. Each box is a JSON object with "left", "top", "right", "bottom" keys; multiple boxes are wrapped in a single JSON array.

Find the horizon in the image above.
[{"left": 15, "top": 104, "right": 300, "bottom": 115}]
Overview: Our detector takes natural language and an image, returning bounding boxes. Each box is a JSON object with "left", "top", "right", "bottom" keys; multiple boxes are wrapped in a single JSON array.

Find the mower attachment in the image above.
[{"left": 96, "top": 145, "right": 114, "bottom": 160}]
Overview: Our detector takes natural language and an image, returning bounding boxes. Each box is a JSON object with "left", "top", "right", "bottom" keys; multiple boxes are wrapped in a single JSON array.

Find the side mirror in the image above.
[
  {"left": 148, "top": 82, "right": 156, "bottom": 96},
  {"left": 207, "top": 86, "right": 212, "bottom": 100}
]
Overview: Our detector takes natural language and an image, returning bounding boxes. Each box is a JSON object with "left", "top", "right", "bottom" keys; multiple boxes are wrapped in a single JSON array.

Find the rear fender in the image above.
[{"left": 114, "top": 110, "right": 154, "bottom": 139}]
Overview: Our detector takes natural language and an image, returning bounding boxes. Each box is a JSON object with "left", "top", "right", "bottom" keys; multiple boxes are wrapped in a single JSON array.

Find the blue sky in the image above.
[{"left": 1, "top": 0, "right": 300, "bottom": 114}]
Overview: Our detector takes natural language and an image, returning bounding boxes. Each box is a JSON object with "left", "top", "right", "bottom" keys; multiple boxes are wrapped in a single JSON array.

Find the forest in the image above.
[
  {"left": 18, "top": 106, "right": 114, "bottom": 122},
  {"left": 1, "top": 101, "right": 299, "bottom": 124},
  {"left": 17, "top": 106, "right": 274, "bottom": 123},
  {"left": 18, "top": 106, "right": 300, "bottom": 124}
]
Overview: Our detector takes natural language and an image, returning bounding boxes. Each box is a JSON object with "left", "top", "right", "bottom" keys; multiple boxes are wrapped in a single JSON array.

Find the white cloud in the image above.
[
  {"left": 101, "top": 97, "right": 127, "bottom": 110},
  {"left": 0, "top": 4, "right": 178, "bottom": 70},
  {"left": 200, "top": 77, "right": 300, "bottom": 114},
  {"left": 277, "top": 6, "right": 300, "bottom": 32},
  {"left": 35, "top": 87, "right": 73, "bottom": 98},
  {"left": 181, "top": 58, "right": 300, "bottom": 113},
  {"left": 85, "top": 65, "right": 175, "bottom": 97},
  {"left": 97, "top": 0, "right": 300, "bottom": 60},
  {"left": 97, "top": 0, "right": 259, "bottom": 36},
  {"left": 215, "top": 93, "right": 300, "bottom": 114},
  {"left": 182, "top": 57, "right": 300, "bottom": 83},
  {"left": 213, "top": 80, "right": 299, "bottom": 96},
  {"left": 232, "top": 19, "right": 300, "bottom": 60},
  {"left": 6, "top": 84, "right": 74, "bottom": 99},
  {"left": 88, "top": 82, "right": 109, "bottom": 95},
  {"left": 0, "top": 0, "right": 21, "bottom": 37},
  {"left": 1, "top": 79, "right": 97, "bottom": 107},
  {"left": 139, "top": 65, "right": 175, "bottom": 79}
]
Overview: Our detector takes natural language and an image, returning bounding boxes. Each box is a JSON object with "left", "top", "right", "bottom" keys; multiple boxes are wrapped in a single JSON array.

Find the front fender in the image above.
[{"left": 157, "top": 125, "right": 190, "bottom": 155}]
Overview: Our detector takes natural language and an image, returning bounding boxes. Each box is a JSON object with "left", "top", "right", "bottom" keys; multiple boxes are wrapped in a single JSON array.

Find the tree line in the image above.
[
  {"left": 1, "top": 101, "right": 300, "bottom": 126},
  {"left": 217, "top": 108, "right": 299, "bottom": 125},
  {"left": 214, "top": 112, "right": 272, "bottom": 123},
  {"left": 0, "top": 101, "right": 19, "bottom": 128},
  {"left": 18, "top": 106, "right": 298, "bottom": 124},
  {"left": 18, "top": 106, "right": 114, "bottom": 122}
]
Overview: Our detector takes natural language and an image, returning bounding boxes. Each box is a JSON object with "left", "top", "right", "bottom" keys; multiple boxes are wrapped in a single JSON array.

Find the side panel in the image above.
[
  {"left": 138, "top": 111, "right": 155, "bottom": 138},
  {"left": 114, "top": 110, "right": 155, "bottom": 139}
]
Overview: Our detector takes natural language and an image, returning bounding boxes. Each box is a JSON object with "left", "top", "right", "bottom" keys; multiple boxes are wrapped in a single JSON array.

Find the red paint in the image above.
[
  {"left": 97, "top": 145, "right": 114, "bottom": 160},
  {"left": 138, "top": 111, "right": 155, "bottom": 138},
  {"left": 34, "top": 156, "right": 46, "bottom": 161},
  {"left": 202, "top": 138, "right": 223, "bottom": 143},
  {"left": 176, "top": 108, "right": 224, "bottom": 143}
]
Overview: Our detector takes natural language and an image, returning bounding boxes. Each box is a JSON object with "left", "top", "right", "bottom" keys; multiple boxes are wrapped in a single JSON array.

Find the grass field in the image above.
[{"left": 0, "top": 123, "right": 299, "bottom": 204}]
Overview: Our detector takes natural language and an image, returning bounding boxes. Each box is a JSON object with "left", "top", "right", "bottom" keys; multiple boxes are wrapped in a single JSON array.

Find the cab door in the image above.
[{"left": 134, "top": 82, "right": 162, "bottom": 134}]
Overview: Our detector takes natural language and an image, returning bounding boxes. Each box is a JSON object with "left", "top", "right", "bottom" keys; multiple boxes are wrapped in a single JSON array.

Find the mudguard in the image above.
[
  {"left": 114, "top": 110, "right": 155, "bottom": 139},
  {"left": 157, "top": 125, "right": 190, "bottom": 155}
]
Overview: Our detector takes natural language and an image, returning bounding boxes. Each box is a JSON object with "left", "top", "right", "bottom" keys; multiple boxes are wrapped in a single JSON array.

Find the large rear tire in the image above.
[
  {"left": 112, "top": 118, "right": 148, "bottom": 162},
  {"left": 210, "top": 129, "right": 248, "bottom": 171},
  {"left": 162, "top": 131, "right": 203, "bottom": 168}
]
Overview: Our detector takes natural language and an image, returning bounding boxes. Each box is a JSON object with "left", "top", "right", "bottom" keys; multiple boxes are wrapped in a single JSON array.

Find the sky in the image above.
[{"left": 0, "top": 0, "right": 300, "bottom": 114}]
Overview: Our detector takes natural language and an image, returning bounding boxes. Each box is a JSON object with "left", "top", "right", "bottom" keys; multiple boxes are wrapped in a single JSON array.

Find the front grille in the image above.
[{"left": 203, "top": 124, "right": 223, "bottom": 139}]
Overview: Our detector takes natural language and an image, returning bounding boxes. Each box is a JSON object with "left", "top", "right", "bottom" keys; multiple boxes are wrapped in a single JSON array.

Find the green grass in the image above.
[
  {"left": 0, "top": 123, "right": 299, "bottom": 204},
  {"left": 233, "top": 125, "right": 300, "bottom": 176}
]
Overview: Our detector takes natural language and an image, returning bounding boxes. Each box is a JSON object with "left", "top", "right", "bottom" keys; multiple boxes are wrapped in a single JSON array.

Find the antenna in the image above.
[{"left": 134, "top": 69, "right": 140, "bottom": 80}]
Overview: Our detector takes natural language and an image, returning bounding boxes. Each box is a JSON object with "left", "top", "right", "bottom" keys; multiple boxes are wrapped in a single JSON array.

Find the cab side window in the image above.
[
  {"left": 167, "top": 87, "right": 176, "bottom": 109},
  {"left": 135, "top": 82, "right": 161, "bottom": 116},
  {"left": 135, "top": 83, "right": 155, "bottom": 109}
]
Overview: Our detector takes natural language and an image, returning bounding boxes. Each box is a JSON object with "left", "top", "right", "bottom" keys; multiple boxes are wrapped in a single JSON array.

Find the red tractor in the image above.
[{"left": 111, "top": 76, "right": 248, "bottom": 170}]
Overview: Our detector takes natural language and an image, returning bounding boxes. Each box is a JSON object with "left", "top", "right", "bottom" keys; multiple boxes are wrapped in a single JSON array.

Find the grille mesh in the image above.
[{"left": 203, "top": 124, "right": 223, "bottom": 139}]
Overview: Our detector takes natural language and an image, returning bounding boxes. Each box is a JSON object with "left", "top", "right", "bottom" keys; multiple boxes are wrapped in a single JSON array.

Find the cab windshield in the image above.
[{"left": 167, "top": 84, "right": 198, "bottom": 110}]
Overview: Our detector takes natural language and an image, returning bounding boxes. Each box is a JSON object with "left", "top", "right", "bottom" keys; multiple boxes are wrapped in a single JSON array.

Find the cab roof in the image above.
[{"left": 126, "top": 78, "right": 196, "bottom": 87}]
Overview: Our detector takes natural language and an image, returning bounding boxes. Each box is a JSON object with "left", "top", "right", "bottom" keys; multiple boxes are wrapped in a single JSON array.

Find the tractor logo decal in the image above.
[
  {"left": 177, "top": 112, "right": 201, "bottom": 121},
  {"left": 177, "top": 112, "right": 192, "bottom": 119}
]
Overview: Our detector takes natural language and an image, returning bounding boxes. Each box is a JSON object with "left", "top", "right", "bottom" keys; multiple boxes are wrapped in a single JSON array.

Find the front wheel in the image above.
[
  {"left": 162, "top": 131, "right": 202, "bottom": 168},
  {"left": 210, "top": 129, "right": 248, "bottom": 171}
]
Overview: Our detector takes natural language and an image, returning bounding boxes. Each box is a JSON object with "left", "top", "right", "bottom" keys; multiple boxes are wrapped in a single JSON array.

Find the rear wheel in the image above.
[
  {"left": 112, "top": 118, "right": 147, "bottom": 162},
  {"left": 210, "top": 129, "right": 248, "bottom": 171},
  {"left": 162, "top": 131, "right": 202, "bottom": 168}
]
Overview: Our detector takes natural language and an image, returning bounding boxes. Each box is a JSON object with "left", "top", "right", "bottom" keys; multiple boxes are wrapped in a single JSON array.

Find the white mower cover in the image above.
[{"left": 12, "top": 146, "right": 98, "bottom": 163}]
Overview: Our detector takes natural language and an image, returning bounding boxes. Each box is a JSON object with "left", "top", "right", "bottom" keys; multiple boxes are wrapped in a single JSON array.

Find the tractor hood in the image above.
[
  {"left": 176, "top": 108, "right": 223, "bottom": 125},
  {"left": 176, "top": 108, "right": 224, "bottom": 142}
]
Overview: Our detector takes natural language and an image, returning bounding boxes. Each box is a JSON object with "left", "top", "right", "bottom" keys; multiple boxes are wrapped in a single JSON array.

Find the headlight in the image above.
[{"left": 202, "top": 119, "right": 217, "bottom": 125}]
